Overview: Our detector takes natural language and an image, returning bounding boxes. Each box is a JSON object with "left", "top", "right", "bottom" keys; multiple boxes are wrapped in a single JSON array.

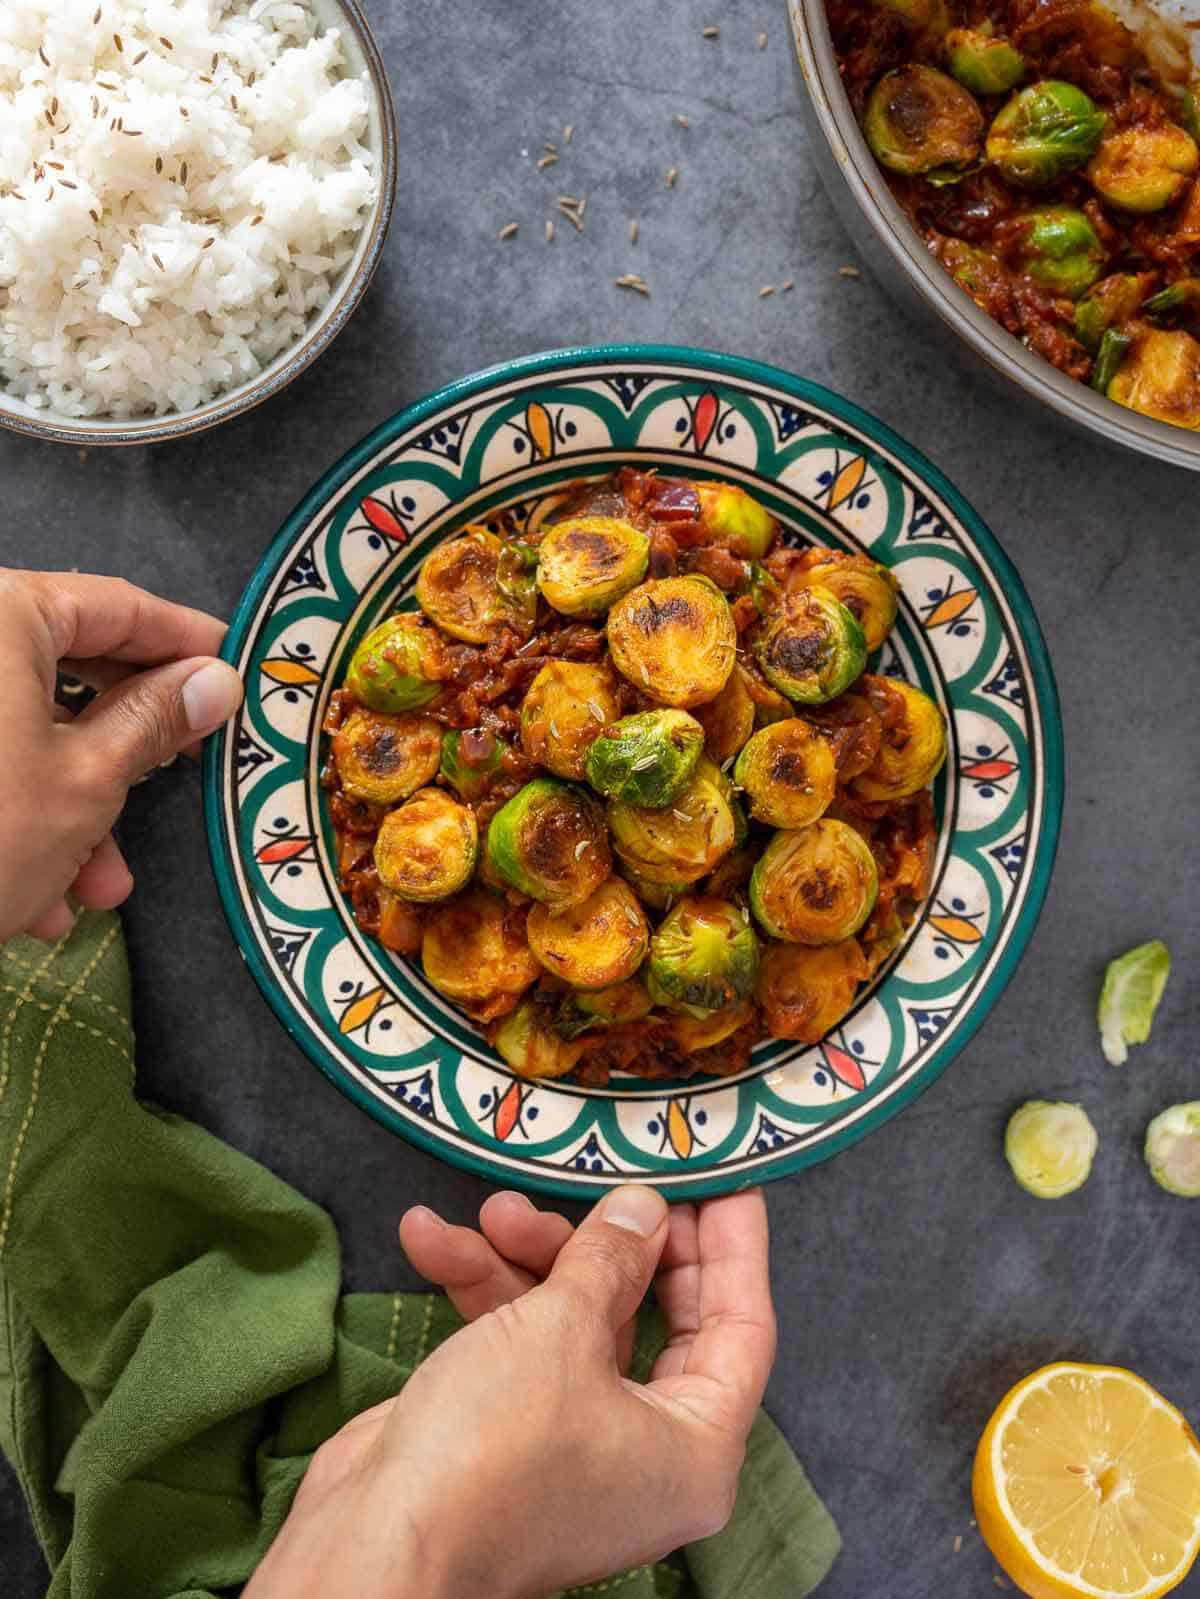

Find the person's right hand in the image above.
[
  {"left": 0, "top": 570, "right": 243, "bottom": 943},
  {"left": 246, "top": 1186, "right": 776, "bottom": 1599}
]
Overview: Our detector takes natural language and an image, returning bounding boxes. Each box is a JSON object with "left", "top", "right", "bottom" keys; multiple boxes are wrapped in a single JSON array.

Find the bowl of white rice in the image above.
[{"left": 0, "top": 0, "right": 395, "bottom": 444}]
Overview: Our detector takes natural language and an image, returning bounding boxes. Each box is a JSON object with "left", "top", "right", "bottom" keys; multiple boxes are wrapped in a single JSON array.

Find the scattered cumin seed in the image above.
[
  {"left": 113, "top": 31, "right": 123, "bottom": 51},
  {"left": 953, "top": 1535, "right": 962, "bottom": 1554},
  {"left": 97, "top": 80, "right": 120, "bottom": 91},
  {"left": 759, "top": 284, "right": 775, "bottom": 298},
  {"left": 639, "top": 663, "right": 650, "bottom": 684},
  {"left": 93, "top": 5, "right": 102, "bottom": 21},
  {"left": 672, "top": 809, "right": 693, "bottom": 823},
  {"left": 60, "top": 179, "right": 78, "bottom": 190},
  {"left": 574, "top": 839, "right": 592, "bottom": 859},
  {"left": 587, "top": 700, "right": 605, "bottom": 721},
  {"left": 116, "top": 116, "right": 123, "bottom": 131},
  {"left": 1066, "top": 1464, "right": 1088, "bottom": 1475},
  {"left": 838, "top": 264, "right": 861, "bottom": 278},
  {"left": 557, "top": 200, "right": 583, "bottom": 231},
  {"left": 133, "top": 49, "right": 147, "bottom": 64},
  {"left": 665, "top": 166, "right": 678, "bottom": 188},
  {"left": 212, "top": 52, "right": 219, "bottom": 72},
  {"left": 758, "top": 30, "right": 768, "bottom": 48},
  {"left": 549, "top": 719, "right": 561, "bottom": 737},
  {"left": 498, "top": 221, "right": 519, "bottom": 239},
  {"left": 155, "top": 156, "right": 163, "bottom": 173},
  {"left": 543, "top": 141, "right": 557, "bottom": 154},
  {"left": 91, "top": 95, "right": 99, "bottom": 117},
  {"left": 674, "top": 113, "right": 690, "bottom": 128},
  {"left": 44, "top": 110, "right": 55, "bottom": 127},
  {"left": 180, "top": 106, "right": 188, "bottom": 117},
  {"left": 198, "top": 74, "right": 213, "bottom": 84},
  {"left": 632, "top": 753, "right": 658, "bottom": 770},
  {"left": 45, "top": 187, "right": 54, "bottom": 200},
  {"left": 203, "top": 236, "right": 215, "bottom": 248},
  {"left": 781, "top": 278, "right": 794, "bottom": 291},
  {"left": 46, "top": 160, "right": 64, "bottom": 171},
  {"left": 90, "top": 208, "right": 100, "bottom": 222},
  {"left": 229, "top": 95, "right": 237, "bottom": 110},
  {"left": 180, "top": 161, "right": 188, "bottom": 184},
  {"left": 10, "top": 191, "right": 25, "bottom": 201},
  {"left": 615, "top": 272, "right": 650, "bottom": 296},
  {"left": 544, "top": 218, "right": 555, "bottom": 241},
  {"left": 152, "top": 252, "right": 164, "bottom": 270},
  {"left": 562, "top": 123, "right": 574, "bottom": 143},
  {"left": 58, "top": 122, "right": 70, "bottom": 135},
  {"left": 741, "top": 905, "right": 750, "bottom": 922},
  {"left": 703, "top": 25, "right": 720, "bottom": 38},
  {"left": 123, "top": 128, "right": 143, "bottom": 136},
  {"left": 629, "top": 218, "right": 639, "bottom": 245},
  {"left": 537, "top": 151, "right": 559, "bottom": 169},
  {"left": 994, "top": 1580, "right": 1010, "bottom": 1591},
  {"left": 160, "top": 36, "right": 173, "bottom": 49},
  {"left": 251, "top": 214, "right": 263, "bottom": 226},
  {"left": 625, "top": 907, "right": 640, "bottom": 927},
  {"left": 577, "top": 193, "right": 587, "bottom": 220},
  {"left": 39, "top": 47, "right": 50, "bottom": 68},
  {"left": 248, "top": 71, "right": 257, "bottom": 86}
]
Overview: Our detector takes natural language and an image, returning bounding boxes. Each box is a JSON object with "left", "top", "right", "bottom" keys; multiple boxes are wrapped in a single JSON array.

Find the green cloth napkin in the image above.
[{"left": 0, "top": 911, "right": 840, "bottom": 1599}]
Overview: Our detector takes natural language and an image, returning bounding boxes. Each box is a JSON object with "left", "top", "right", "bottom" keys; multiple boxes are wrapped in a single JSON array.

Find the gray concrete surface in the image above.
[{"left": 2, "top": 2, "right": 1198, "bottom": 1594}]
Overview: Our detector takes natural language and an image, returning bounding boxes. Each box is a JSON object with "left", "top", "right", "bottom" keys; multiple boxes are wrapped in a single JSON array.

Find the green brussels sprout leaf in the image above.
[
  {"left": 1098, "top": 939, "right": 1170, "bottom": 1066},
  {"left": 1005, "top": 1101, "right": 1098, "bottom": 1198},
  {"left": 1144, "top": 1103, "right": 1200, "bottom": 1198}
]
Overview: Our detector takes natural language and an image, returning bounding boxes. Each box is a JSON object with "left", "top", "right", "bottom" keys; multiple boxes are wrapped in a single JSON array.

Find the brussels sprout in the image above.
[
  {"left": 1098, "top": 939, "right": 1170, "bottom": 1066},
  {"left": 416, "top": 528, "right": 534, "bottom": 643},
  {"left": 789, "top": 551, "right": 900, "bottom": 652},
  {"left": 345, "top": 613, "right": 445, "bottom": 712},
  {"left": 439, "top": 728, "right": 506, "bottom": 803},
  {"left": 1074, "top": 273, "right": 1154, "bottom": 352},
  {"left": 584, "top": 708, "right": 704, "bottom": 807},
  {"left": 520, "top": 661, "right": 622, "bottom": 780},
  {"left": 703, "top": 844, "right": 757, "bottom": 901},
  {"left": 694, "top": 482, "right": 778, "bottom": 559},
  {"left": 805, "top": 691, "right": 883, "bottom": 781},
  {"left": 1005, "top": 1101, "right": 1097, "bottom": 1198},
  {"left": 494, "top": 998, "right": 586, "bottom": 1080},
  {"left": 693, "top": 666, "right": 756, "bottom": 765},
  {"left": 864, "top": 65, "right": 984, "bottom": 178},
  {"left": 609, "top": 758, "right": 737, "bottom": 886},
  {"left": 755, "top": 938, "right": 868, "bottom": 1043},
  {"left": 647, "top": 896, "right": 760, "bottom": 1016},
  {"left": 374, "top": 788, "right": 478, "bottom": 902},
  {"left": 486, "top": 778, "right": 611, "bottom": 906},
  {"left": 607, "top": 576, "right": 737, "bottom": 708},
  {"left": 753, "top": 586, "right": 867, "bottom": 706},
  {"left": 750, "top": 820, "right": 879, "bottom": 944},
  {"left": 936, "top": 238, "right": 1010, "bottom": 314},
  {"left": 1090, "top": 328, "right": 1131, "bottom": 393},
  {"left": 851, "top": 678, "right": 947, "bottom": 801},
  {"left": 986, "top": 81, "right": 1105, "bottom": 186},
  {"left": 666, "top": 1000, "right": 755, "bottom": 1053},
  {"left": 554, "top": 976, "right": 654, "bottom": 1039},
  {"left": 618, "top": 862, "right": 693, "bottom": 911},
  {"left": 1143, "top": 1103, "right": 1200, "bottom": 1198},
  {"left": 332, "top": 709, "right": 442, "bottom": 805},
  {"left": 1087, "top": 124, "right": 1198, "bottom": 214},
  {"left": 946, "top": 26, "right": 1024, "bottom": 96},
  {"left": 526, "top": 877, "right": 649, "bottom": 990},
  {"left": 536, "top": 516, "right": 650, "bottom": 618},
  {"left": 422, "top": 889, "right": 540, "bottom": 1020},
  {"left": 1107, "top": 329, "right": 1200, "bottom": 429},
  {"left": 733, "top": 719, "right": 837, "bottom": 830},
  {"left": 1011, "top": 207, "right": 1106, "bottom": 299}
]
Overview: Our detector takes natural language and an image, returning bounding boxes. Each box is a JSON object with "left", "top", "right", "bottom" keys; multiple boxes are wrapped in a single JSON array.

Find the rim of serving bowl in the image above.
[
  {"left": 787, "top": 0, "right": 1200, "bottom": 473},
  {"left": 0, "top": 0, "right": 397, "bottom": 449},
  {"left": 202, "top": 342, "right": 1064, "bottom": 1199}
]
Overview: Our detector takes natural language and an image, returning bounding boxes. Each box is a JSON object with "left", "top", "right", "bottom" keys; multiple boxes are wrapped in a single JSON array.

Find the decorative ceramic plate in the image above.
[{"left": 204, "top": 346, "right": 1062, "bottom": 1200}]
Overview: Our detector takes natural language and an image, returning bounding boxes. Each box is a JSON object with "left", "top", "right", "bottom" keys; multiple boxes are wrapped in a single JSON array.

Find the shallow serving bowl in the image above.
[
  {"left": 203, "top": 345, "right": 1063, "bottom": 1199},
  {"left": 787, "top": 0, "right": 1200, "bottom": 472},
  {"left": 0, "top": 0, "right": 395, "bottom": 448}
]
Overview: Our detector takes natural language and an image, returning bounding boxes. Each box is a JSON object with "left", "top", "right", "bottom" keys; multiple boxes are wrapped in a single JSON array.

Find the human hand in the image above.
[
  {"left": 246, "top": 1185, "right": 775, "bottom": 1599},
  {"left": 0, "top": 569, "right": 243, "bottom": 942}
]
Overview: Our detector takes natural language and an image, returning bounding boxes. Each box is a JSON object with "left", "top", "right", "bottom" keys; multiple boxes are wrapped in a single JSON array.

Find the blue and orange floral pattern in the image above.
[{"left": 205, "top": 349, "right": 1061, "bottom": 1200}]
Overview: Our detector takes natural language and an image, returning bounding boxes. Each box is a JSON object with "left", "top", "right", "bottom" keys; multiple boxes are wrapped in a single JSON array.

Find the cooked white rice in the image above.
[{"left": 0, "top": 1, "right": 377, "bottom": 418}]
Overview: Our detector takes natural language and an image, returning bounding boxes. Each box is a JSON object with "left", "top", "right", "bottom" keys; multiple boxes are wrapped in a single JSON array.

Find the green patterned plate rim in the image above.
[{"left": 203, "top": 344, "right": 1063, "bottom": 1200}]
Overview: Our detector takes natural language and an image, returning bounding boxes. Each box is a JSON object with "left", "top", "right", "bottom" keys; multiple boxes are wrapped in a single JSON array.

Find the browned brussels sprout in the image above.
[
  {"left": 608, "top": 758, "right": 737, "bottom": 886},
  {"left": 486, "top": 778, "right": 611, "bottom": 906},
  {"left": 421, "top": 890, "right": 539, "bottom": 1021},
  {"left": 439, "top": 728, "right": 506, "bottom": 803},
  {"left": 536, "top": 516, "right": 650, "bottom": 617},
  {"left": 694, "top": 482, "right": 778, "bottom": 558},
  {"left": 520, "top": 661, "right": 621, "bottom": 780},
  {"left": 750, "top": 821, "right": 879, "bottom": 944},
  {"left": 554, "top": 977, "right": 653, "bottom": 1039},
  {"left": 851, "top": 678, "right": 947, "bottom": 801},
  {"left": 647, "top": 896, "right": 760, "bottom": 1016},
  {"left": 332, "top": 709, "right": 442, "bottom": 805},
  {"left": 789, "top": 551, "right": 899, "bottom": 652},
  {"left": 805, "top": 692, "right": 883, "bottom": 781},
  {"left": 755, "top": 939, "right": 870, "bottom": 1043},
  {"left": 607, "top": 576, "right": 737, "bottom": 708},
  {"left": 864, "top": 65, "right": 984, "bottom": 178},
  {"left": 733, "top": 719, "right": 837, "bottom": 830},
  {"left": 416, "top": 528, "right": 536, "bottom": 642},
  {"left": 1087, "top": 123, "right": 1199, "bottom": 214},
  {"left": 665, "top": 1000, "right": 755, "bottom": 1053},
  {"left": 374, "top": 789, "right": 478, "bottom": 902},
  {"left": 526, "top": 877, "right": 649, "bottom": 990},
  {"left": 345, "top": 613, "right": 446, "bottom": 712},
  {"left": 692, "top": 665, "right": 756, "bottom": 765},
  {"left": 753, "top": 586, "right": 867, "bottom": 705},
  {"left": 1107, "top": 328, "right": 1200, "bottom": 429},
  {"left": 584, "top": 709, "right": 705, "bottom": 808},
  {"left": 494, "top": 999, "right": 585, "bottom": 1079}
]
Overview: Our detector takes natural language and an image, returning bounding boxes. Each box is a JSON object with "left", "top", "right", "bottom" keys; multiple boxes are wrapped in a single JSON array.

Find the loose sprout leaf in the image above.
[
  {"left": 1005, "top": 1101, "right": 1098, "bottom": 1198},
  {"left": 1098, "top": 939, "right": 1170, "bottom": 1066},
  {"left": 1144, "top": 1103, "right": 1200, "bottom": 1197}
]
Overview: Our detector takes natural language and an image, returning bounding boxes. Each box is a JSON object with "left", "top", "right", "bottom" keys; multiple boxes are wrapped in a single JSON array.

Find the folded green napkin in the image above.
[{"left": 0, "top": 911, "right": 840, "bottom": 1599}]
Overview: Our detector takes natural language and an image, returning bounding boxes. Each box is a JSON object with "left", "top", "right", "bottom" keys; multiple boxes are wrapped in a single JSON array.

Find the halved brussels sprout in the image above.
[
  {"left": 421, "top": 889, "right": 539, "bottom": 1020},
  {"left": 1144, "top": 1103, "right": 1200, "bottom": 1198},
  {"left": 526, "top": 877, "right": 649, "bottom": 990},
  {"left": 755, "top": 938, "right": 869, "bottom": 1043},
  {"left": 647, "top": 896, "right": 760, "bottom": 1016},
  {"left": 1090, "top": 328, "right": 1131, "bottom": 393},
  {"left": 554, "top": 976, "right": 654, "bottom": 1039},
  {"left": 332, "top": 709, "right": 442, "bottom": 805},
  {"left": 694, "top": 482, "right": 778, "bottom": 559},
  {"left": 1012, "top": 207, "right": 1106, "bottom": 299},
  {"left": 345, "top": 613, "right": 445, "bottom": 712},
  {"left": 520, "top": 661, "right": 622, "bottom": 779},
  {"left": 750, "top": 821, "right": 879, "bottom": 944},
  {"left": 703, "top": 844, "right": 757, "bottom": 901},
  {"left": 1107, "top": 328, "right": 1200, "bottom": 428},
  {"left": 1074, "top": 273, "right": 1154, "bottom": 352},
  {"left": 666, "top": 1000, "right": 755, "bottom": 1053},
  {"left": 1087, "top": 123, "right": 1198, "bottom": 214},
  {"left": 607, "top": 576, "right": 737, "bottom": 708},
  {"left": 693, "top": 665, "right": 756, "bottom": 765},
  {"left": 439, "top": 728, "right": 506, "bottom": 803},
  {"left": 609, "top": 758, "right": 737, "bottom": 885},
  {"left": 851, "top": 678, "right": 947, "bottom": 801},
  {"left": 986, "top": 81, "right": 1105, "bottom": 186},
  {"left": 733, "top": 719, "right": 837, "bottom": 830},
  {"left": 1005, "top": 1101, "right": 1097, "bottom": 1198},
  {"left": 416, "top": 528, "right": 535, "bottom": 643},
  {"left": 946, "top": 25, "right": 1024, "bottom": 96},
  {"left": 789, "top": 551, "right": 899, "bottom": 652},
  {"left": 935, "top": 238, "right": 1011, "bottom": 314},
  {"left": 618, "top": 862, "right": 694, "bottom": 910},
  {"left": 753, "top": 586, "right": 868, "bottom": 706},
  {"left": 374, "top": 788, "right": 478, "bottom": 902},
  {"left": 864, "top": 65, "right": 984, "bottom": 178},
  {"left": 536, "top": 516, "right": 650, "bottom": 617},
  {"left": 494, "top": 998, "right": 585, "bottom": 1080},
  {"left": 584, "top": 708, "right": 705, "bottom": 807},
  {"left": 805, "top": 691, "right": 883, "bottom": 781},
  {"left": 486, "top": 778, "right": 611, "bottom": 906}
]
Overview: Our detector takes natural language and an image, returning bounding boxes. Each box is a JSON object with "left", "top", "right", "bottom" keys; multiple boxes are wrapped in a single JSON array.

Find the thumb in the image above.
[
  {"left": 75, "top": 657, "right": 244, "bottom": 788},
  {"left": 544, "top": 1185, "right": 668, "bottom": 1336}
]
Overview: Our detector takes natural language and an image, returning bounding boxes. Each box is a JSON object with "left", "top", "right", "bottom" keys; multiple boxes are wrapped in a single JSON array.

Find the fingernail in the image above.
[
  {"left": 600, "top": 1184, "right": 667, "bottom": 1238},
  {"left": 182, "top": 661, "right": 243, "bottom": 734},
  {"left": 497, "top": 1190, "right": 535, "bottom": 1211},
  {"left": 407, "top": 1205, "right": 445, "bottom": 1230}
]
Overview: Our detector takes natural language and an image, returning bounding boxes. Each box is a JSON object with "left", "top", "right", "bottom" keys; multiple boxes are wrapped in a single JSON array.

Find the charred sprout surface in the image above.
[
  {"left": 1108, "top": 328, "right": 1200, "bottom": 428},
  {"left": 750, "top": 820, "right": 880, "bottom": 944},
  {"left": 607, "top": 575, "right": 737, "bottom": 707},
  {"left": 584, "top": 708, "right": 705, "bottom": 807},
  {"left": 536, "top": 516, "right": 650, "bottom": 618},
  {"left": 946, "top": 25, "right": 1024, "bottom": 96},
  {"left": 520, "top": 661, "right": 621, "bottom": 779},
  {"left": 865, "top": 64, "right": 984, "bottom": 177},
  {"left": 333, "top": 709, "right": 442, "bottom": 805},
  {"left": 734, "top": 719, "right": 837, "bottom": 830},
  {"left": 327, "top": 468, "right": 940, "bottom": 1083},
  {"left": 986, "top": 81, "right": 1106, "bottom": 187}
]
